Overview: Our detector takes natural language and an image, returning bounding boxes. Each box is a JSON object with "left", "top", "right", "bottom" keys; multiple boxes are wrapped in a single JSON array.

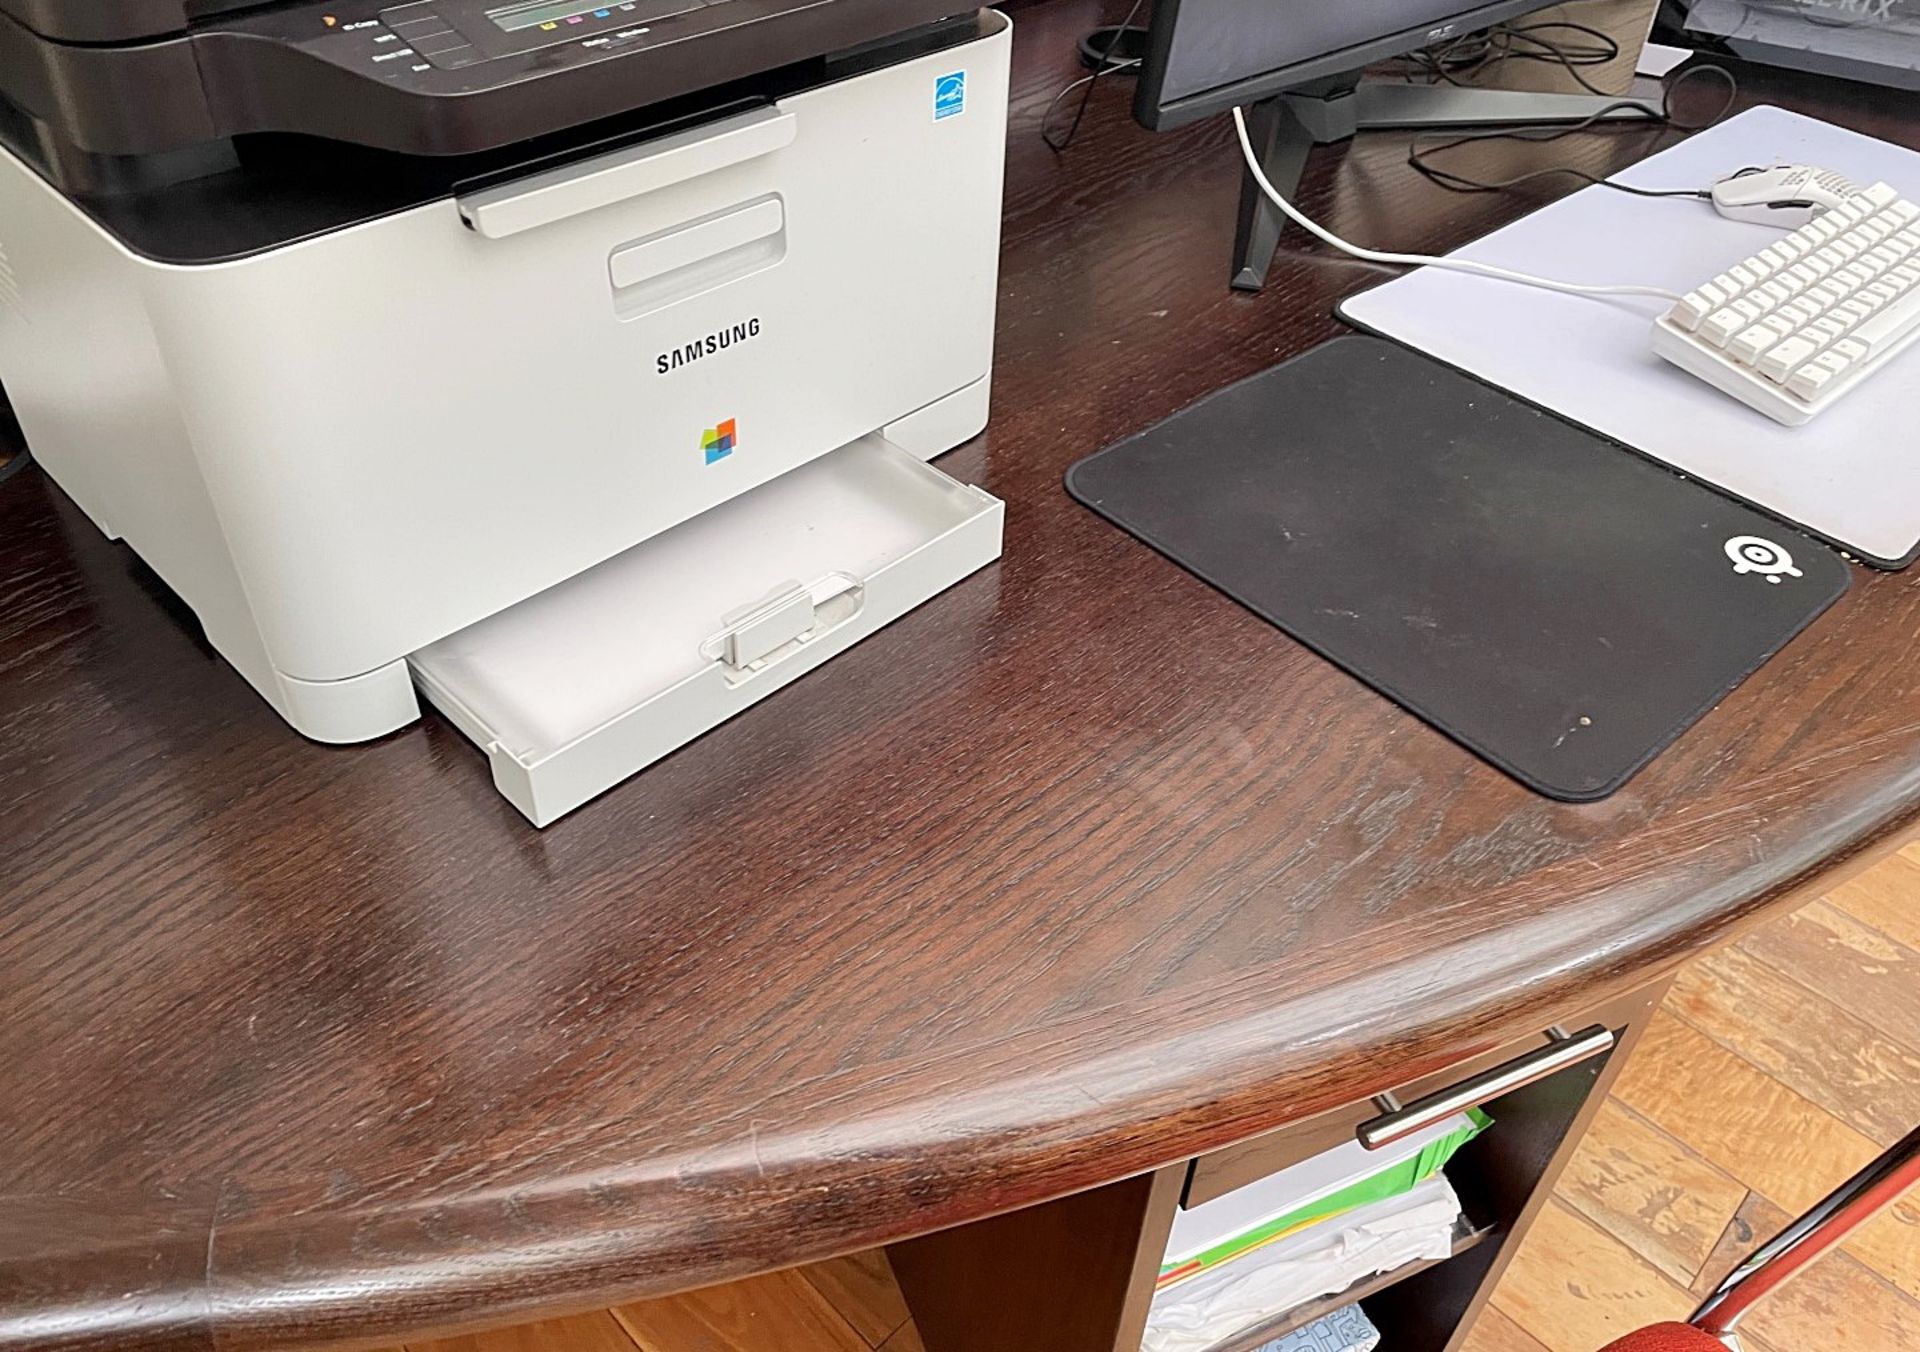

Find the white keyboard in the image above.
[{"left": 1652, "top": 181, "right": 1920, "bottom": 425}]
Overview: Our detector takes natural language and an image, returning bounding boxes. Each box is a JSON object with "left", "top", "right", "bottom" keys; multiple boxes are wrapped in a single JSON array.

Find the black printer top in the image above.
[
  {"left": 1, "top": 8, "right": 996, "bottom": 264},
  {"left": 0, "top": 0, "right": 977, "bottom": 158},
  {"left": 0, "top": 0, "right": 251, "bottom": 43}
]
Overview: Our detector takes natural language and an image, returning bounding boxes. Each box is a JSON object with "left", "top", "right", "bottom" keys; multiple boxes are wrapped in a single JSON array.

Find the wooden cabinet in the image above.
[{"left": 891, "top": 981, "right": 1667, "bottom": 1352}]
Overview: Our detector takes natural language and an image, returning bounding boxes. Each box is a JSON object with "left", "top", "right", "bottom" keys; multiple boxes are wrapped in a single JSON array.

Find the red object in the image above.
[
  {"left": 1594, "top": 1124, "right": 1920, "bottom": 1351},
  {"left": 1693, "top": 1129, "right": 1920, "bottom": 1339},
  {"left": 1596, "top": 1322, "right": 1725, "bottom": 1352}
]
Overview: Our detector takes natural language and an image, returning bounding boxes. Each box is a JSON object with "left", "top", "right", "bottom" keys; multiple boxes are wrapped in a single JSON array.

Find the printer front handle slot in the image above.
[{"left": 457, "top": 105, "right": 798, "bottom": 239}]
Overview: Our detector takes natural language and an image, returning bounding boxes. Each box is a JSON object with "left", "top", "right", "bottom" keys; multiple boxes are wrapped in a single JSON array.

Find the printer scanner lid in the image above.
[
  {"left": 0, "top": 0, "right": 259, "bottom": 42},
  {"left": 0, "top": 0, "right": 979, "bottom": 157},
  {"left": 1, "top": 10, "right": 1003, "bottom": 265}
]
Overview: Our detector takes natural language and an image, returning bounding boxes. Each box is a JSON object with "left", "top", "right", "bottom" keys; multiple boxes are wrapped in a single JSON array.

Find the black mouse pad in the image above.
[{"left": 1065, "top": 337, "right": 1850, "bottom": 801}]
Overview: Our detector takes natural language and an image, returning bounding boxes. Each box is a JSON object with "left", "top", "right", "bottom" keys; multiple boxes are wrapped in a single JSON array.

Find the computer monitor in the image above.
[
  {"left": 1129, "top": 0, "right": 1661, "bottom": 289},
  {"left": 1135, "top": 0, "right": 1575, "bottom": 129}
]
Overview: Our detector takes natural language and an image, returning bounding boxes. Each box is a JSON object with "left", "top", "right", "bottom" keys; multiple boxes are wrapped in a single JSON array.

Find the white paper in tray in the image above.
[{"left": 412, "top": 438, "right": 986, "bottom": 760}]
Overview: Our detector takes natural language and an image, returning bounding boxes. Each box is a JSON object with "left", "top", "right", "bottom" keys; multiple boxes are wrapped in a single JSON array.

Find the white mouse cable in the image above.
[{"left": 1230, "top": 105, "right": 1683, "bottom": 303}]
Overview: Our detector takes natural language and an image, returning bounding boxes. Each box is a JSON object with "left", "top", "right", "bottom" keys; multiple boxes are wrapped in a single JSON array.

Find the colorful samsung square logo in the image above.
[
  {"left": 934, "top": 71, "right": 966, "bottom": 121},
  {"left": 702, "top": 418, "right": 737, "bottom": 465}
]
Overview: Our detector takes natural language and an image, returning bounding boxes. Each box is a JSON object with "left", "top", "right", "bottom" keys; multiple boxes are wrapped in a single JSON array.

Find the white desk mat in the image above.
[{"left": 1339, "top": 105, "right": 1920, "bottom": 568}]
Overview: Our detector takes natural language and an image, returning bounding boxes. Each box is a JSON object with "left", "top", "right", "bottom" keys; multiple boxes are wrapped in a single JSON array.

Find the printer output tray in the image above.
[{"left": 409, "top": 436, "right": 1003, "bottom": 827}]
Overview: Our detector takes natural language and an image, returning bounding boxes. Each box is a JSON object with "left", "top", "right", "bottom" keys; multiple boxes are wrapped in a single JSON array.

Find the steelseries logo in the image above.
[{"left": 656, "top": 318, "right": 761, "bottom": 375}]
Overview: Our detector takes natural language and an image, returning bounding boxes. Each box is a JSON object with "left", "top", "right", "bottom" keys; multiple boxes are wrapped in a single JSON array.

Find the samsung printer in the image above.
[{"left": 0, "top": 0, "right": 1010, "bottom": 824}]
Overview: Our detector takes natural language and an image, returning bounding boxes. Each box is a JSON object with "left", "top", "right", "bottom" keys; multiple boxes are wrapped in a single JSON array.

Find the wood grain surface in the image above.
[
  {"left": 5, "top": 2, "right": 1920, "bottom": 1349},
  {"left": 411, "top": 853, "right": 1920, "bottom": 1352}
]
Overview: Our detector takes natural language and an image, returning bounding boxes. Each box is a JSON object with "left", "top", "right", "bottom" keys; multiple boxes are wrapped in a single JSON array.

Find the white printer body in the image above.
[{"left": 0, "top": 4, "right": 1010, "bottom": 823}]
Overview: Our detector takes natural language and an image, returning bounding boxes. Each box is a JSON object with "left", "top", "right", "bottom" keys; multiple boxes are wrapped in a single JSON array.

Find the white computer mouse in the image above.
[{"left": 1710, "top": 164, "right": 1859, "bottom": 227}]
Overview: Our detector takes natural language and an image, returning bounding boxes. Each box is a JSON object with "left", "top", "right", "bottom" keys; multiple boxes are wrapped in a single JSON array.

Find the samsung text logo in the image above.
[{"left": 657, "top": 317, "right": 761, "bottom": 375}]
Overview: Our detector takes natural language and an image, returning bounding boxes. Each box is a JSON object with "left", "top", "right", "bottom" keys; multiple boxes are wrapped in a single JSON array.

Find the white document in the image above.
[
  {"left": 1163, "top": 1111, "right": 1476, "bottom": 1267},
  {"left": 1340, "top": 105, "right": 1920, "bottom": 566},
  {"left": 1144, "top": 1176, "right": 1463, "bottom": 1352}
]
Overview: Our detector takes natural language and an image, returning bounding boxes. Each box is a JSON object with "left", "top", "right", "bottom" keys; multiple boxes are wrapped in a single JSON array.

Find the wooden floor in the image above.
[
  {"left": 1462, "top": 843, "right": 1920, "bottom": 1352},
  {"left": 392, "top": 844, "right": 1920, "bottom": 1352}
]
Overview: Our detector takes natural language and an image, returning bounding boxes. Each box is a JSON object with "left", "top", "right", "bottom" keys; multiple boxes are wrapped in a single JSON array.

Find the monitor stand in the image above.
[{"left": 1232, "top": 74, "right": 1662, "bottom": 291}]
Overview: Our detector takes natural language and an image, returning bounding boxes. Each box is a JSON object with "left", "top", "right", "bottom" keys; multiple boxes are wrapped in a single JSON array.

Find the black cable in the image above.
[
  {"left": 1657, "top": 62, "right": 1743, "bottom": 132},
  {"left": 1497, "top": 21, "right": 1623, "bottom": 97},
  {"left": 1405, "top": 62, "right": 1741, "bottom": 200},
  {"left": 1392, "top": 18, "right": 1623, "bottom": 93},
  {"left": 1041, "top": 0, "right": 1146, "bottom": 153}
]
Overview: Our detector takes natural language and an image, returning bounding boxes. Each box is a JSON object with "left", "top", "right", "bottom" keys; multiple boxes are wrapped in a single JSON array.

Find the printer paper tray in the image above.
[{"left": 409, "top": 436, "right": 1003, "bottom": 826}]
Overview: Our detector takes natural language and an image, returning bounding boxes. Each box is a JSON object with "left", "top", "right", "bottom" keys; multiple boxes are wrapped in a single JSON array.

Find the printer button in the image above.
[{"left": 407, "top": 30, "right": 469, "bottom": 54}]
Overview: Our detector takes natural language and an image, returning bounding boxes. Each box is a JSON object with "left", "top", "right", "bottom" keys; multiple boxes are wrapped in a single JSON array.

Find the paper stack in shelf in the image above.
[
  {"left": 1141, "top": 1109, "right": 1488, "bottom": 1352},
  {"left": 1157, "top": 1110, "right": 1486, "bottom": 1291},
  {"left": 1144, "top": 1176, "right": 1462, "bottom": 1352}
]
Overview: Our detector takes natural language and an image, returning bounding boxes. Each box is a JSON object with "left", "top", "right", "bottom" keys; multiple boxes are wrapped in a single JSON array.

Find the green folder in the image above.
[{"left": 1158, "top": 1108, "right": 1489, "bottom": 1288}]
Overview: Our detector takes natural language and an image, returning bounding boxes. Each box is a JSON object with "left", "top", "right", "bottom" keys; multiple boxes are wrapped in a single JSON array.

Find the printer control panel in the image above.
[
  {"left": 221, "top": 0, "right": 827, "bottom": 97},
  {"left": 381, "top": 0, "right": 719, "bottom": 69},
  {"left": 368, "top": 0, "right": 784, "bottom": 73},
  {"left": 15, "top": 0, "right": 976, "bottom": 159}
]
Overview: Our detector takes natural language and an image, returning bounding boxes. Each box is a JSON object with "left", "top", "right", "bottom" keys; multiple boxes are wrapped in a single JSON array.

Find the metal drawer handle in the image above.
[{"left": 1356, "top": 1024, "right": 1616, "bottom": 1151}]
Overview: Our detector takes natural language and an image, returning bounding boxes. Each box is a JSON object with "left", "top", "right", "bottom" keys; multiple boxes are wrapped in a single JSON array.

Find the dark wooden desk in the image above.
[{"left": 5, "top": 5, "right": 1920, "bottom": 1350}]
